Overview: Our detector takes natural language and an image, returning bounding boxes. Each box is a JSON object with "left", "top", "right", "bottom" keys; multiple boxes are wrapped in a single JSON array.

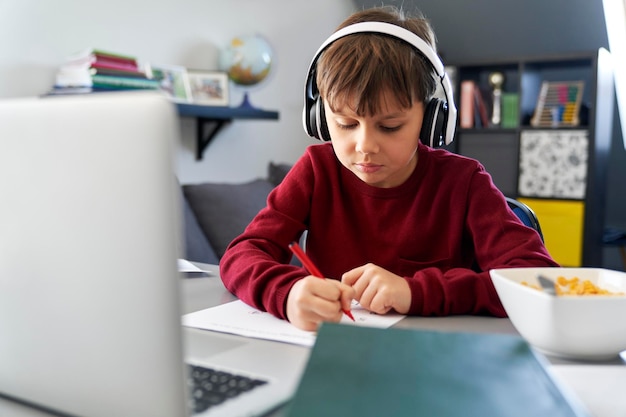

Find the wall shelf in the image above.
[{"left": 176, "top": 103, "right": 279, "bottom": 160}]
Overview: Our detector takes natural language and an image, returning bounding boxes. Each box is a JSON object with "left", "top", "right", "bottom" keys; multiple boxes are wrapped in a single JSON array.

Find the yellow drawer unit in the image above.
[{"left": 518, "top": 198, "right": 585, "bottom": 267}]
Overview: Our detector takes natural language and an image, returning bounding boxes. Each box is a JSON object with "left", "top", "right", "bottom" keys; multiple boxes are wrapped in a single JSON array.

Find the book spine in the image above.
[
  {"left": 89, "top": 67, "right": 149, "bottom": 79},
  {"left": 473, "top": 86, "right": 489, "bottom": 128},
  {"left": 92, "top": 49, "right": 137, "bottom": 65},
  {"left": 501, "top": 93, "right": 520, "bottom": 128},
  {"left": 67, "top": 47, "right": 136, "bottom": 63},
  {"left": 91, "top": 60, "right": 139, "bottom": 72},
  {"left": 47, "top": 86, "right": 95, "bottom": 95},
  {"left": 460, "top": 80, "right": 475, "bottom": 128},
  {"left": 91, "top": 74, "right": 160, "bottom": 89}
]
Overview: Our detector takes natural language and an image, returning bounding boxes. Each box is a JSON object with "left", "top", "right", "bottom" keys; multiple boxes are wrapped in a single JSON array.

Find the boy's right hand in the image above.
[{"left": 286, "top": 276, "right": 355, "bottom": 331}]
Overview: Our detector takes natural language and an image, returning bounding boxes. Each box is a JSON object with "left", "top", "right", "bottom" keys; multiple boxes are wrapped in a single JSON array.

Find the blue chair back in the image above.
[{"left": 505, "top": 197, "right": 544, "bottom": 242}]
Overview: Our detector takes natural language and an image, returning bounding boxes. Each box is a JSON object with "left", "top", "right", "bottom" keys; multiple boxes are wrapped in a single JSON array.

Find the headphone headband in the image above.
[
  {"left": 303, "top": 21, "right": 457, "bottom": 146},
  {"left": 309, "top": 22, "right": 445, "bottom": 77}
]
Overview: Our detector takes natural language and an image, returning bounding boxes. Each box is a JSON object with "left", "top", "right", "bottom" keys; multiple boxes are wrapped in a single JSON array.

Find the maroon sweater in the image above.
[{"left": 220, "top": 143, "right": 558, "bottom": 320}]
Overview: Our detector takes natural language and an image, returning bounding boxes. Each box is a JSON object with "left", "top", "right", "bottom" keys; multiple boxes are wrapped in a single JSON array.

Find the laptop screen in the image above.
[{"left": 0, "top": 92, "right": 188, "bottom": 417}]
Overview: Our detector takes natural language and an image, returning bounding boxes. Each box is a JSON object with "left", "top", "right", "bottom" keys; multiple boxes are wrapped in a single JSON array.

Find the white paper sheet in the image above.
[
  {"left": 182, "top": 299, "right": 405, "bottom": 347},
  {"left": 177, "top": 259, "right": 212, "bottom": 275}
]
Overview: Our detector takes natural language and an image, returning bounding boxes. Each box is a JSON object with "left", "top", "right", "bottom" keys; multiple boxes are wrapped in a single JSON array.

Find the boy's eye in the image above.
[
  {"left": 335, "top": 121, "right": 357, "bottom": 130},
  {"left": 380, "top": 125, "right": 401, "bottom": 132},
  {"left": 333, "top": 120, "right": 403, "bottom": 132}
]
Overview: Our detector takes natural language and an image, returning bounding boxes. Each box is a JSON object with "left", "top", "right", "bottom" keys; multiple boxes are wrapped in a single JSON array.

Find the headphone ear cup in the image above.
[
  {"left": 308, "top": 96, "right": 319, "bottom": 140},
  {"left": 317, "top": 99, "right": 331, "bottom": 141},
  {"left": 420, "top": 99, "right": 447, "bottom": 147},
  {"left": 309, "top": 97, "right": 331, "bottom": 141}
]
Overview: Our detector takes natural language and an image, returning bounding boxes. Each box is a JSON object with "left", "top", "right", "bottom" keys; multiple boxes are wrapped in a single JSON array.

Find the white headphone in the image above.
[{"left": 303, "top": 21, "right": 457, "bottom": 147}]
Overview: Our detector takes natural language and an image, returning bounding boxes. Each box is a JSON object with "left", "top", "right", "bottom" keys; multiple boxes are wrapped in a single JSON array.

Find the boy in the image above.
[{"left": 220, "top": 6, "right": 558, "bottom": 331}]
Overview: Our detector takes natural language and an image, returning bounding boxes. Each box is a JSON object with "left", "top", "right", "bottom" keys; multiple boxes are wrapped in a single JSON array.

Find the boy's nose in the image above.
[{"left": 355, "top": 128, "right": 379, "bottom": 154}]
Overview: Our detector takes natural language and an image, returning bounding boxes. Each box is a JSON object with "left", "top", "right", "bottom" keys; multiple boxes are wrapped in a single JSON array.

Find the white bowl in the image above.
[{"left": 489, "top": 267, "right": 626, "bottom": 361}]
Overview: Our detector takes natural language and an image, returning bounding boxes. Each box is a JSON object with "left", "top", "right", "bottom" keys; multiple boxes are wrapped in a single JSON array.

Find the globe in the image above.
[{"left": 219, "top": 34, "right": 273, "bottom": 108}]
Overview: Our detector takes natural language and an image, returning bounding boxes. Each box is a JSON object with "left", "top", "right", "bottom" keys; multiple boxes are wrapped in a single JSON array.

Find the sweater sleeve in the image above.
[
  {"left": 404, "top": 165, "right": 559, "bottom": 318},
  {"left": 219, "top": 151, "right": 317, "bottom": 320}
]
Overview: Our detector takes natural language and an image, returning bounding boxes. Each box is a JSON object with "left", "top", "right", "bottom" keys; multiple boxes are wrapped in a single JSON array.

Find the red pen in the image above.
[{"left": 288, "top": 241, "right": 355, "bottom": 321}]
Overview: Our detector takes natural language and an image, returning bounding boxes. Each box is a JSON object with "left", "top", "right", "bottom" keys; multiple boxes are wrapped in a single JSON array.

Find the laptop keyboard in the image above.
[{"left": 188, "top": 364, "right": 268, "bottom": 414}]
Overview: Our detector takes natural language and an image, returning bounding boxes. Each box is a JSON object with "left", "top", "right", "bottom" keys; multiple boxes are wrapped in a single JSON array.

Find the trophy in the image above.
[{"left": 488, "top": 72, "right": 505, "bottom": 127}]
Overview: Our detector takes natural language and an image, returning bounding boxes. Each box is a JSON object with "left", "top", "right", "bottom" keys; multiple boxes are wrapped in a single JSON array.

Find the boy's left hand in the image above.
[{"left": 341, "top": 263, "right": 411, "bottom": 315}]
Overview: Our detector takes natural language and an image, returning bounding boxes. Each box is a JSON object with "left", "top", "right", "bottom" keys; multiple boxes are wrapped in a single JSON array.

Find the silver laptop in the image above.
[{"left": 0, "top": 92, "right": 306, "bottom": 417}]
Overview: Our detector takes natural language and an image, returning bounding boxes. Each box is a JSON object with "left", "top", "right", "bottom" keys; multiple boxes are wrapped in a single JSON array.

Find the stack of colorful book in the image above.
[{"left": 51, "top": 48, "right": 160, "bottom": 94}]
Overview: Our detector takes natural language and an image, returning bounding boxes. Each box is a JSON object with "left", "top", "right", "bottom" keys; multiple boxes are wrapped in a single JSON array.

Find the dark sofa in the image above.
[{"left": 181, "top": 162, "right": 292, "bottom": 264}]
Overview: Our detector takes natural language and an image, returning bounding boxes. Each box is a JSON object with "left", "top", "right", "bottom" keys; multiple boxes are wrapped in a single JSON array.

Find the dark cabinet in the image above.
[{"left": 450, "top": 49, "right": 614, "bottom": 266}]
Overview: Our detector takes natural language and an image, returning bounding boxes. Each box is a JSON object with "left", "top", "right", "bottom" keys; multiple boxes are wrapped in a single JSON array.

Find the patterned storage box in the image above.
[{"left": 517, "top": 130, "right": 588, "bottom": 199}]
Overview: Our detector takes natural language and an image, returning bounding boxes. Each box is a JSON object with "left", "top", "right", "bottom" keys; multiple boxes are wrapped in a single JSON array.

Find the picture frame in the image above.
[
  {"left": 188, "top": 70, "right": 229, "bottom": 106},
  {"left": 149, "top": 64, "right": 192, "bottom": 102}
]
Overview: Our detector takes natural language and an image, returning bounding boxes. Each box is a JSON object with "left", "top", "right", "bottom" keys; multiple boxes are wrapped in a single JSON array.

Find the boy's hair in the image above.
[{"left": 316, "top": 6, "right": 438, "bottom": 116}]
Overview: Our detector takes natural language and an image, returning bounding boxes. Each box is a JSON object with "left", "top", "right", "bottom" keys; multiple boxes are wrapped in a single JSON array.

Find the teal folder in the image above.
[{"left": 286, "top": 323, "right": 590, "bottom": 417}]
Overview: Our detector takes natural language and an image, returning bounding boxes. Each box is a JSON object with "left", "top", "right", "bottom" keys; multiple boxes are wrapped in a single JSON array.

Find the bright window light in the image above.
[{"left": 603, "top": 0, "right": 626, "bottom": 149}]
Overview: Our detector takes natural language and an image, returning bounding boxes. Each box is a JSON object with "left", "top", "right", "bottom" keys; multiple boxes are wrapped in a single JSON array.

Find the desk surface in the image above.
[
  {"left": 2, "top": 263, "right": 625, "bottom": 417},
  {"left": 185, "top": 265, "right": 626, "bottom": 417}
]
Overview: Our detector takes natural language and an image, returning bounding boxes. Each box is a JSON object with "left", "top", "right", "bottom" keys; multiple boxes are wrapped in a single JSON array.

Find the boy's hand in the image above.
[
  {"left": 286, "top": 276, "right": 355, "bottom": 331},
  {"left": 341, "top": 263, "right": 411, "bottom": 315}
]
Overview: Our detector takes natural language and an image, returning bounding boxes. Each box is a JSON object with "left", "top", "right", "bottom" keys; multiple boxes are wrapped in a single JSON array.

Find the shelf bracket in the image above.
[
  {"left": 196, "top": 118, "right": 231, "bottom": 160},
  {"left": 176, "top": 103, "right": 278, "bottom": 160}
]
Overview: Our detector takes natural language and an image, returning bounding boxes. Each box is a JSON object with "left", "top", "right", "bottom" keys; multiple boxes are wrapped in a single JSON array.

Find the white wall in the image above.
[{"left": 0, "top": 0, "right": 356, "bottom": 184}]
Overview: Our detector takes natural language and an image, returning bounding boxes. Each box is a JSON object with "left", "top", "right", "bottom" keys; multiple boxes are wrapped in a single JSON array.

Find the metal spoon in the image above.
[{"left": 537, "top": 275, "right": 557, "bottom": 296}]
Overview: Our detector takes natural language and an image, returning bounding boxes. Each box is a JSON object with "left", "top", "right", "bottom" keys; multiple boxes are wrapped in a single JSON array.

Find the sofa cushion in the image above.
[
  {"left": 181, "top": 192, "right": 220, "bottom": 264},
  {"left": 183, "top": 179, "right": 275, "bottom": 259},
  {"left": 267, "top": 161, "right": 292, "bottom": 186}
]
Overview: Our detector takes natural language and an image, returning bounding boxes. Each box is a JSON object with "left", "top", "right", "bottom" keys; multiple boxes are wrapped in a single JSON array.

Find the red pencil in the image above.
[{"left": 289, "top": 242, "right": 355, "bottom": 321}]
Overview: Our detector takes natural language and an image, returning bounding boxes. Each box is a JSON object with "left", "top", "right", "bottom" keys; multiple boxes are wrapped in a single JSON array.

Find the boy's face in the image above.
[{"left": 325, "top": 90, "right": 424, "bottom": 188}]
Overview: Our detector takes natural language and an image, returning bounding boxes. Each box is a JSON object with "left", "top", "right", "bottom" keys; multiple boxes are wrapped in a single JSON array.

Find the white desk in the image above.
[
  {"left": 183, "top": 265, "right": 626, "bottom": 417},
  {"left": 2, "top": 263, "right": 625, "bottom": 416}
]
